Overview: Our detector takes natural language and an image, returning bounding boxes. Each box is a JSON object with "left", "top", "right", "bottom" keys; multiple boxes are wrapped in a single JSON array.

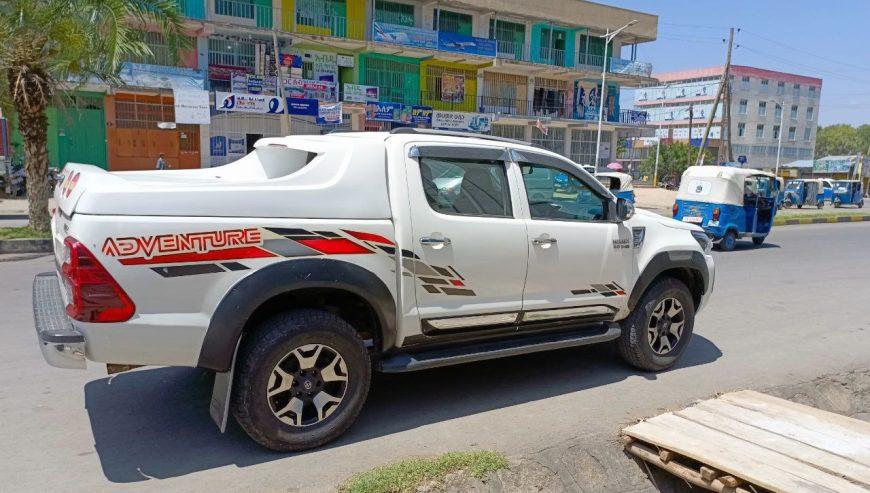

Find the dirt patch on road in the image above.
[{"left": 439, "top": 368, "right": 870, "bottom": 492}]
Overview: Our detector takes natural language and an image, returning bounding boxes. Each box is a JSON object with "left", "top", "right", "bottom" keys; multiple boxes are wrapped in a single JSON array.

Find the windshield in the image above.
[
  {"left": 833, "top": 181, "right": 850, "bottom": 188},
  {"left": 786, "top": 181, "right": 801, "bottom": 191}
]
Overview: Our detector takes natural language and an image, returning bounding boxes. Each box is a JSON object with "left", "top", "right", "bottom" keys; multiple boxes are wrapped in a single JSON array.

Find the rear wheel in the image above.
[
  {"left": 752, "top": 236, "right": 766, "bottom": 246},
  {"left": 617, "top": 277, "right": 695, "bottom": 372},
  {"left": 232, "top": 309, "right": 371, "bottom": 452},
  {"left": 718, "top": 230, "right": 737, "bottom": 251}
]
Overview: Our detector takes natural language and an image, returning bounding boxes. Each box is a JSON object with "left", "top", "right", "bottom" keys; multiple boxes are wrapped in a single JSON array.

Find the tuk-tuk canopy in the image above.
[
  {"left": 677, "top": 166, "right": 778, "bottom": 206},
  {"left": 595, "top": 172, "right": 633, "bottom": 191}
]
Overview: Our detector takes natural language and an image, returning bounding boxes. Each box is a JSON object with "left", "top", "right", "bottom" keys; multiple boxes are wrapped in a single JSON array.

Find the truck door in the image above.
[
  {"left": 515, "top": 152, "right": 634, "bottom": 320},
  {"left": 405, "top": 144, "right": 529, "bottom": 331}
]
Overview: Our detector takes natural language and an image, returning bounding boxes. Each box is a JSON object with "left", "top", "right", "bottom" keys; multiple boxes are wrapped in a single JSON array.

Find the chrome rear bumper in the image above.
[{"left": 32, "top": 272, "right": 86, "bottom": 369}]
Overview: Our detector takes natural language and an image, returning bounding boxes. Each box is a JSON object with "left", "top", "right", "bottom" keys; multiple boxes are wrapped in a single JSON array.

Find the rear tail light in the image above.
[
  {"left": 672, "top": 203, "right": 679, "bottom": 217},
  {"left": 61, "top": 237, "right": 135, "bottom": 323},
  {"left": 712, "top": 207, "right": 721, "bottom": 221}
]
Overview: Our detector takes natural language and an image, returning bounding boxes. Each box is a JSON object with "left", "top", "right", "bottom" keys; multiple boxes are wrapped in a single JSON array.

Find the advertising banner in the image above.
[
  {"left": 438, "top": 32, "right": 497, "bottom": 57},
  {"left": 431, "top": 111, "right": 493, "bottom": 132},
  {"left": 228, "top": 138, "right": 247, "bottom": 155},
  {"left": 279, "top": 53, "right": 303, "bottom": 68},
  {"left": 120, "top": 63, "right": 206, "bottom": 90},
  {"left": 231, "top": 73, "right": 275, "bottom": 95},
  {"left": 209, "top": 136, "right": 227, "bottom": 157},
  {"left": 344, "top": 84, "right": 379, "bottom": 103},
  {"left": 337, "top": 55, "right": 355, "bottom": 68},
  {"left": 305, "top": 50, "right": 339, "bottom": 82},
  {"left": 216, "top": 92, "right": 285, "bottom": 114},
  {"left": 173, "top": 89, "right": 211, "bottom": 124},
  {"left": 372, "top": 22, "right": 438, "bottom": 50},
  {"left": 411, "top": 106, "right": 433, "bottom": 124},
  {"left": 317, "top": 102, "right": 342, "bottom": 125},
  {"left": 366, "top": 101, "right": 413, "bottom": 123},
  {"left": 440, "top": 74, "right": 465, "bottom": 103},
  {"left": 285, "top": 78, "right": 337, "bottom": 102},
  {"left": 286, "top": 98, "right": 319, "bottom": 116}
]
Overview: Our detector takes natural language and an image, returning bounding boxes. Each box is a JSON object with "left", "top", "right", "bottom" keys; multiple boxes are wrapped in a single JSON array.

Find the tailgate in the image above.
[{"left": 55, "top": 163, "right": 126, "bottom": 216}]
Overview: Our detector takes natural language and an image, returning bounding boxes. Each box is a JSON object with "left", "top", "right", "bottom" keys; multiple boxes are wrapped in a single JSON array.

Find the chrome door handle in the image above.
[
  {"left": 420, "top": 236, "right": 452, "bottom": 247},
  {"left": 532, "top": 237, "right": 557, "bottom": 245}
]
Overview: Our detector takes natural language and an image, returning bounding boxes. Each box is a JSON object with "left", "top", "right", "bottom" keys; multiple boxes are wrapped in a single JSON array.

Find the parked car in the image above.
[
  {"left": 673, "top": 166, "right": 778, "bottom": 251},
  {"left": 34, "top": 129, "right": 715, "bottom": 451}
]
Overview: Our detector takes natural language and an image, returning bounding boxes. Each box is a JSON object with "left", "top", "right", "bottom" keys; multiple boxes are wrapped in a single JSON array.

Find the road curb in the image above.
[
  {"left": 775, "top": 214, "right": 870, "bottom": 226},
  {"left": 0, "top": 238, "right": 52, "bottom": 254}
]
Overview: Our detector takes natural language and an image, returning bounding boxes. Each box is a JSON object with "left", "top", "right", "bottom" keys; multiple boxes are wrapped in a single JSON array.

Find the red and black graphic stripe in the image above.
[
  {"left": 151, "top": 261, "right": 251, "bottom": 278},
  {"left": 571, "top": 282, "right": 626, "bottom": 297}
]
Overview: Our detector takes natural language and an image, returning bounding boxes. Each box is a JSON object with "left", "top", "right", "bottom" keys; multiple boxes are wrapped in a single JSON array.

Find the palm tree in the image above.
[{"left": 0, "top": 0, "right": 186, "bottom": 232}]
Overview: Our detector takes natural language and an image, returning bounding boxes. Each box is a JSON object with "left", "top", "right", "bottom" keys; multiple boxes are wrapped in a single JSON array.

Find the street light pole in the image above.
[
  {"left": 770, "top": 99, "right": 784, "bottom": 176},
  {"left": 652, "top": 84, "right": 670, "bottom": 187},
  {"left": 594, "top": 19, "right": 638, "bottom": 170}
]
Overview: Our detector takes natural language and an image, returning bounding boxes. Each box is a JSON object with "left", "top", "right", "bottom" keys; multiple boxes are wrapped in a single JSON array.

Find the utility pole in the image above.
[
  {"left": 696, "top": 27, "right": 734, "bottom": 166},
  {"left": 725, "top": 75, "right": 734, "bottom": 162},
  {"left": 272, "top": 29, "right": 292, "bottom": 136},
  {"left": 687, "top": 104, "right": 694, "bottom": 169}
]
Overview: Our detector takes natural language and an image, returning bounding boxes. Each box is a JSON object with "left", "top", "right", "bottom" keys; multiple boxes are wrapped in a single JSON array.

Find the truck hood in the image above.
[{"left": 634, "top": 208, "right": 703, "bottom": 232}]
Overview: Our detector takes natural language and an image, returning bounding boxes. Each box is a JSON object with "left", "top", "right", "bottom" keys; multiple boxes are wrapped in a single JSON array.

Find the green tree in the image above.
[
  {"left": 0, "top": 0, "right": 186, "bottom": 232},
  {"left": 814, "top": 124, "right": 860, "bottom": 158},
  {"left": 639, "top": 141, "right": 714, "bottom": 185}
]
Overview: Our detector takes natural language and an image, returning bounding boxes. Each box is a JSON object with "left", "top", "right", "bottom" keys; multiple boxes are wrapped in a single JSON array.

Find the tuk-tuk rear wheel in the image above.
[{"left": 717, "top": 230, "right": 737, "bottom": 252}]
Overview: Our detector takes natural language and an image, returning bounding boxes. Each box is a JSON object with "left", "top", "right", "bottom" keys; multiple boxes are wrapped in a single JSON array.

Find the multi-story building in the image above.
[
  {"left": 4, "top": 0, "right": 658, "bottom": 170},
  {"left": 635, "top": 66, "right": 823, "bottom": 170}
]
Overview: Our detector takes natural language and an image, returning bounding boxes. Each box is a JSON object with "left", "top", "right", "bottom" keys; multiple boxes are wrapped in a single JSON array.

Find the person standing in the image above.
[{"left": 156, "top": 153, "right": 167, "bottom": 170}]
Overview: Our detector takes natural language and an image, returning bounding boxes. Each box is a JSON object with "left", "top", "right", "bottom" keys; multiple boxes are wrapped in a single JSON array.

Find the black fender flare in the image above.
[
  {"left": 628, "top": 250, "right": 709, "bottom": 311},
  {"left": 197, "top": 258, "right": 397, "bottom": 372}
]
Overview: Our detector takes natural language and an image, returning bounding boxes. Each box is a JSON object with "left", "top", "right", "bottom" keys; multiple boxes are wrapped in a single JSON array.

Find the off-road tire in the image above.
[
  {"left": 617, "top": 277, "right": 696, "bottom": 372},
  {"left": 232, "top": 309, "right": 371, "bottom": 452}
]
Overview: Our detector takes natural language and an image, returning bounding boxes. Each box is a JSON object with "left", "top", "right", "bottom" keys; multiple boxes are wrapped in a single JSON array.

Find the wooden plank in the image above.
[
  {"left": 723, "top": 391, "right": 870, "bottom": 446},
  {"left": 698, "top": 398, "right": 870, "bottom": 468},
  {"left": 625, "top": 441, "right": 753, "bottom": 493},
  {"left": 624, "top": 413, "right": 867, "bottom": 493},
  {"left": 677, "top": 405, "right": 870, "bottom": 487}
]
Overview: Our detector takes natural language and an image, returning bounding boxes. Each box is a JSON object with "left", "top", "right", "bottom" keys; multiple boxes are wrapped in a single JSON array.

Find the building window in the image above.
[
  {"left": 489, "top": 18, "right": 526, "bottom": 60},
  {"left": 760, "top": 79, "right": 769, "bottom": 88},
  {"left": 775, "top": 104, "right": 782, "bottom": 119},
  {"left": 809, "top": 86, "right": 817, "bottom": 98},
  {"left": 773, "top": 125, "right": 780, "bottom": 140},
  {"left": 434, "top": 9, "right": 473, "bottom": 35},
  {"left": 208, "top": 37, "right": 256, "bottom": 69},
  {"left": 803, "top": 127, "right": 812, "bottom": 141},
  {"left": 571, "top": 129, "right": 608, "bottom": 165},
  {"left": 375, "top": 0, "right": 415, "bottom": 27},
  {"left": 788, "top": 127, "right": 796, "bottom": 141},
  {"left": 757, "top": 101, "right": 767, "bottom": 116},
  {"left": 756, "top": 124, "right": 764, "bottom": 138},
  {"left": 741, "top": 75, "right": 750, "bottom": 88},
  {"left": 490, "top": 124, "right": 526, "bottom": 141},
  {"left": 738, "top": 99, "right": 748, "bottom": 114},
  {"left": 806, "top": 107, "right": 814, "bottom": 121},
  {"left": 532, "top": 127, "right": 566, "bottom": 155},
  {"left": 777, "top": 81, "right": 785, "bottom": 94},
  {"left": 791, "top": 105, "right": 798, "bottom": 120},
  {"left": 737, "top": 122, "right": 745, "bottom": 137},
  {"left": 126, "top": 31, "right": 193, "bottom": 67},
  {"left": 793, "top": 84, "right": 801, "bottom": 97}
]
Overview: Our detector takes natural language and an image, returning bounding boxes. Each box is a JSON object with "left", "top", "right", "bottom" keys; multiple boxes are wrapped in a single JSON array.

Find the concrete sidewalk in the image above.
[{"left": 0, "top": 198, "right": 27, "bottom": 217}]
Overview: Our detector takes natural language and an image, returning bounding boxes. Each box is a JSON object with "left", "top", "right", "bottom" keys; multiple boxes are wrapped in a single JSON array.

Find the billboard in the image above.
[{"left": 372, "top": 22, "right": 438, "bottom": 50}]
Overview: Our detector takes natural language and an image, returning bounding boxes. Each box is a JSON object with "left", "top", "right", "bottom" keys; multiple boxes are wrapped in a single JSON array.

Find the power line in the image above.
[
  {"left": 738, "top": 45, "right": 870, "bottom": 85},
  {"left": 741, "top": 29, "right": 870, "bottom": 72}
]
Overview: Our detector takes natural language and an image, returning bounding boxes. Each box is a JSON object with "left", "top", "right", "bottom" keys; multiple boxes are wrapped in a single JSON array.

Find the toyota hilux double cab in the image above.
[{"left": 35, "top": 129, "right": 714, "bottom": 451}]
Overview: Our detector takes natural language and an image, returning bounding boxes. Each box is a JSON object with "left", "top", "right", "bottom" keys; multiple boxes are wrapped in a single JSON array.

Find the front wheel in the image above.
[
  {"left": 817, "top": 201, "right": 824, "bottom": 209},
  {"left": 717, "top": 230, "right": 737, "bottom": 251},
  {"left": 232, "top": 309, "right": 371, "bottom": 452},
  {"left": 617, "top": 277, "right": 696, "bottom": 372}
]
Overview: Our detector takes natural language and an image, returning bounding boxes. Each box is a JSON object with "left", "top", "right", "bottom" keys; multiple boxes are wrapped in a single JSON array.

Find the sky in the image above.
[{"left": 606, "top": 0, "right": 870, "bottom": 126}]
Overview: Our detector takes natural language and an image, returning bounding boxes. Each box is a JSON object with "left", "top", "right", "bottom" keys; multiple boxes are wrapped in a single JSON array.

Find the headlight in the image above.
[{"left": 691, "top": 230, "right": 713, "bottom": 254}]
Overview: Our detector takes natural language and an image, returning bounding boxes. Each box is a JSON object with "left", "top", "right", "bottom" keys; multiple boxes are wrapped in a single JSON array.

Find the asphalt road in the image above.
[{"left": 2, "top": 222, "right": 870, "bottom": 492}]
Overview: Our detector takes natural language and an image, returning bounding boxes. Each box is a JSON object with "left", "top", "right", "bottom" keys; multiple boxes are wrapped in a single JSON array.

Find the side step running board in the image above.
[{"left": 379, "top": 323, "right": 622, "bottom": 373}]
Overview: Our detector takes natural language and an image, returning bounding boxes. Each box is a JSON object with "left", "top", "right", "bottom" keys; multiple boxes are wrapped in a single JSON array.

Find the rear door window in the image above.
[{"left": 418, "top": 157, "right": 512, "bottom": 218}]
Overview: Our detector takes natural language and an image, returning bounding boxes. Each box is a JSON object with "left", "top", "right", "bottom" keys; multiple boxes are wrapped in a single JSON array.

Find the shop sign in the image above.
[
  {"left": 317, "top": 102, "right": 342, "bottom": 125},
  {"left": 438, "top": 32, "right": 497, "bottom": 57},
  {"left": 228, "top": 138, "right": 246, "bottom": 155},
  {"left": 173, "top": 89, "right": 211, "bottom": 124},
  {"left": 431, "top": 111, "right": 493, "bottom": 132},
  {"left": 285, "top": 78, "right": 338, "bottom": 102},
  {"left": 372, "top": 22, "right": 437, "bottom": 50},
  {"left": 216, "top": 92, "right": 285, "bottom": 114},
  {"left": 366, "top": 101, "right": 413, "bottom": 123},
  {"left": 411, "top": 106, "right": 433, "bottom": 124},
  {"left": 279, "top": 53, "right": 303, "bottom": 68},
  {"left": 120, "top": 63, "right": 205, "bottom": 90},
  {"left": 344, "top": 84, "right": 379, "bottom": 103},
  {"left": 337, "top": 55, "right": 355, "bottom": 68},
  {"left": 210, "top": 136, "right": 227, "bottom": 157},
  {"left": 286, "top": 98, "right": 319, "bottom": 116}
]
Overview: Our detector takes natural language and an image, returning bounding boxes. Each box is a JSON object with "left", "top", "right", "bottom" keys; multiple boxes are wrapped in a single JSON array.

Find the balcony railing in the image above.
[
  {"left": 577, "top": 53, "right": 606, "bottom": 71},
  {"left": 538, "top": 47, "right": 566, "bottom": 67},
  {"left": 477, "top": 95, "right": 648, "bottom": 126},
  {"left": 494, "top": 39, "right": 527, "bottom": 61}
]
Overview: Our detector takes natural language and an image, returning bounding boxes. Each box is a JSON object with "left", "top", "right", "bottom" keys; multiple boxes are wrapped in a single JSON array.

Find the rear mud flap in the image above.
[{"left": 209, "top": 338, "right": 242, "bottom": 433}]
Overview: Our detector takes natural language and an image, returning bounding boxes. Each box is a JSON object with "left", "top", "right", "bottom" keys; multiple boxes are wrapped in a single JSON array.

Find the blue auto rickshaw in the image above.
[
  {"left": 783, "top": 179, "right": 824, "bottom": 209},
  {"left": 595, "top": 172, "right": 635, "bottom": 203},
  {"left": 819, "top": 178, "right": 835, "bottom": 203},
  {"left": 674, "top": 166, "right": 778, "bottom": 251},
  {"left": 832, "top": 180, "right": 864, "bottom": 208},
  {"left": 774, "top": 177, "right": 784, "bottom": 209}
]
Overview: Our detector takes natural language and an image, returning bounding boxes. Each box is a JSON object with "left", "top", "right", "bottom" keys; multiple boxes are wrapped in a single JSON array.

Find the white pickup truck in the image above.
[{"left": 35, "top": 129, "right": 715, "bottom": 451}]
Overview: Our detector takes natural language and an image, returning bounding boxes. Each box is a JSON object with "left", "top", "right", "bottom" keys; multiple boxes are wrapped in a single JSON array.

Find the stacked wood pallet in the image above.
[{"left": 622, "top": 390, "right": 870, "bottom": 493}]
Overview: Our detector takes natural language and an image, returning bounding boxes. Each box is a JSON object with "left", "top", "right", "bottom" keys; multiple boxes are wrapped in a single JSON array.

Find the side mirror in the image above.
[{"left": 615, "top": 197, "right": 635, "bottom": 222}]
